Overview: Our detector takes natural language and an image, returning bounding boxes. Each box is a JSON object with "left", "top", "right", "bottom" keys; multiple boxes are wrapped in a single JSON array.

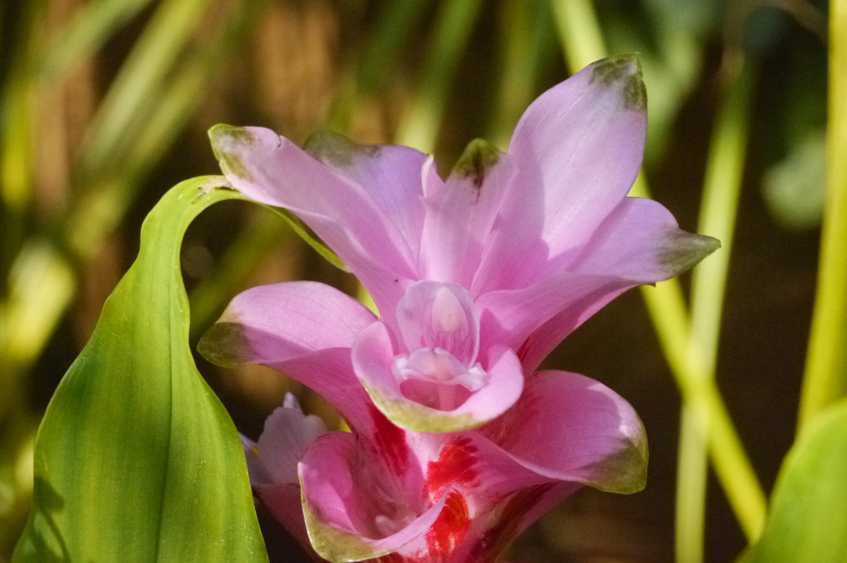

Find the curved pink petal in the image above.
[
  {"left": 198, "top": 281, "right": 376, "bottom": 366},
  {"left": 352, "top": 322, "right": 524, "bottom": 433},
  {"left": 242, "top": 394, "right": 328, "bottom": 486},
  {"left": 303, "top": 131, "right": 428, "bottom": 263},
  {"left": 474, "top": 55, "right": 648, "bottom": 294},
  {"left": 299, "top": 432, "right": 448, "bottom": 562},
  {"left": 418, "top": 140, "right": 516, "bottom": 287},
  {"left": 209, "top": 125, "right": 420, "bottom": 313},
  {"left": 566, "top": 196, "right": 721, "bottom": 281},
  {"left": 197, "top": 281, "right": 378, "bottom": 431},
  {"left": 480, "top": 371, "right": 648, "bottom": 494},
  {"left": 477, "top": 272, "right": 630, "bottom": 352},
  {"left": 241, "top": 395, "right": 328, "bottom": 554}
]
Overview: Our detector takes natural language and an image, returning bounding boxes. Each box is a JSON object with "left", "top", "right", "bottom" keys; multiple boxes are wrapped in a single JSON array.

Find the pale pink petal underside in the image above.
[{"left": 245, "top": 394, "right": 328, "bottom": 486}]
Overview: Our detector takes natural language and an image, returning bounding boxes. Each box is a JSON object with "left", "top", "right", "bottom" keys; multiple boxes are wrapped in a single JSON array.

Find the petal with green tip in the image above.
[
  {"left": 419, "top": 140, "right": 516, "bottom": 287},
  {"left": 474, "top": 54, "right": 648, "bottom": 294}
]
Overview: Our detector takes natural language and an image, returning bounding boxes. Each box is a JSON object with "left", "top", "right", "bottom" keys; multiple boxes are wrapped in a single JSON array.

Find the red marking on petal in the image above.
[
  {"left": 368, "top": 403, "right": 409, "bottom": 474},
  {"left": 426, "top": 437, "right": 480, "bottom": 498},
  {"left": 374, "top": 552, "right": 410, "bottom": 563},
  {"left": 467, "top": 484, "right": 554, "bottom": 563},
  {"left": 425, "top": 492, "right": 471, "bottom": 561},
  {"left": 516, "top": 338, "right": 531, "bottom": 364}
]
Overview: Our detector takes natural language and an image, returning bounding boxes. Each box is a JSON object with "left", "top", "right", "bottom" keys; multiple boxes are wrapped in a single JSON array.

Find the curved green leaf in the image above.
[
  {"left": 13, "top": 177, "right": 268, "bottom": 563},
  {"left": 739, "top": 399, "right": 847, "bottom": 563}
]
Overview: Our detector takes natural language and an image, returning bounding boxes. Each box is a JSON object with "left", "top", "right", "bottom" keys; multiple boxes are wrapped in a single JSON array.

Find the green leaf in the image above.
[
  {"left": 739, "top": 399, "right": 847, "bottom": 563},
  {"left": 12, "top": 177, "right": 268, "bottom": 563}
]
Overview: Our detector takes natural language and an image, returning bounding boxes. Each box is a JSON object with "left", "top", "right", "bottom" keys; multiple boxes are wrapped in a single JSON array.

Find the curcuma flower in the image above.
[
  {"left": 203, "top": 55, "right": 718, "bottom": 434},
  {"left": 200, "top": 55, "right": 718, "bottom": 562}
]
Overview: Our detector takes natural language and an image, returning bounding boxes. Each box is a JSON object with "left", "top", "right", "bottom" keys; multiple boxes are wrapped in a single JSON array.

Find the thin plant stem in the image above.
[
  {"left": 797, "top": 0, "right": 847, "bottom": 434},
  {"left": 676, "top": 61, "right": 755, "bottom": 563},
  {"left": 550, "top": 0, "right": 766, "bottom": 542},
  {"left": 550, "top": 0, "right": 605, "bottom": 72}
]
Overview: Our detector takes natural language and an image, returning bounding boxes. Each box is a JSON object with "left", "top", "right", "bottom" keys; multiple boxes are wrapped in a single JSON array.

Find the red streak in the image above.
[
  {"left": 425, "top": 492, "right": 471, "bottom": 561},
  {"left": 426, "top": 437, "right": 480, "bottom": 499},
  {"left": 368, "top": 403, "right": 409, "bottom": 474}
]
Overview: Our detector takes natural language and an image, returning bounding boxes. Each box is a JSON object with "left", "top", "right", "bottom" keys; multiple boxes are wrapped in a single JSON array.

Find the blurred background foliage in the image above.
[{"left": 0, "top": 0, "right": 836, "bottom": 562}]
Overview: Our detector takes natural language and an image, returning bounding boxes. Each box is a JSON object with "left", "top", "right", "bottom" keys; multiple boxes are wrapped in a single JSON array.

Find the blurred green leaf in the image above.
[
  {"left": 762, "top": 130, "right": 826, "bottom": 231},
  {"left": 739, "top": 399, "right": 847, "bottom": 563},
  {"left": 12, "top": 177, "right": 268, "bottom": 563}
]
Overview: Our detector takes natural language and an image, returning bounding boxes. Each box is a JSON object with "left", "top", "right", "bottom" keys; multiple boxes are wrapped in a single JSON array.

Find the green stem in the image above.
[
  {"left": 639, "top": 272, "right": 766, "bottom": 542},
  {"left": 677, "top": 62, "right": 755, "bottom": 562},
  {"left": 550, "top": 0, "right": 605, "bottom": 70},
  {"left": 797, "top": 0, "right": 847, "bottom": 434},
  {"left": 675, "top": 407, "right": 708, "bottom": 563}
]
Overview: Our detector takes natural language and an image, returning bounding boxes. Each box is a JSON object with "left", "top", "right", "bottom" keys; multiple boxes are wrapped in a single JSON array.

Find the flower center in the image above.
[{"left": 393, "top": 281, "right": 486, "bottom": 411}]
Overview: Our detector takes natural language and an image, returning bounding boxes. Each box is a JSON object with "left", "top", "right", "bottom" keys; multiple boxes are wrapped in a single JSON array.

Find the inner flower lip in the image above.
[
  {"left": 393, "top": 348, "right": 486, "bottom": 390},
  {"left": 392, "top": 347, "right": 488, "bottom": 412}
]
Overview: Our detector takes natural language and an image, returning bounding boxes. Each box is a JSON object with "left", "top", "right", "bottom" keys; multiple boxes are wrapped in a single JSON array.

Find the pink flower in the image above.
[
  {"left": 205, "top": 55, "right": 717, "bottom": 434},
  {"left": 238, "top": 355, "right": 645, "bottom": 563}
]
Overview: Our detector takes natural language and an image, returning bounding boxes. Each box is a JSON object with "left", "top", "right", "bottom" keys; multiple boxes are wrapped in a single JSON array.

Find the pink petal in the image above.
[
  {"left": 418, "top": 140, "right": 516, "bottom": 287},
  {"left": 567, "top": 196, "right": 721, "bottom": 281},
  {"left": 480, "top": 198, "right": 719, "bottom": 370},
  {"left": 474, "top": 55, "right": 648, "bottom": 294},
  {"left": 198, "top": 281, "right": 376, "bottom": 366},
  {"left": 242, "top": 394, "right": 328, "bottom": 486},
  {"left": 299, "top": 431, "right": 449, "bottom": 562},
  {"left": 241, "top": 395, "right": 328, "bottom": 555},
  {"left": 480, "top": 371, "right": 648, "bottom": 494},
  {"left": 477, "top": 272, "right": 630, "bottom": 353},
  {"left": 197, "top": 282, "right": 377, "bottom": 431},
  {"left": 209, "top": 125, "right": 422, "bottom": 314},
  {"left": 352, "top": 322, "right": 524, "bottom": 433},
  {"left": 303, "top": 131, "right": 428, "bottom": 263}
]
